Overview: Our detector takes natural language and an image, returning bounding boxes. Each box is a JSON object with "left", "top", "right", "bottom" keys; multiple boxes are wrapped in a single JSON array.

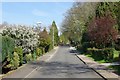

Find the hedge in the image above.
[
  {"left": 2, "top": 35, "right": 15, "bottom": 62},
  {"left": 87, "top": 48, "right": 114, "bottom": 61}
]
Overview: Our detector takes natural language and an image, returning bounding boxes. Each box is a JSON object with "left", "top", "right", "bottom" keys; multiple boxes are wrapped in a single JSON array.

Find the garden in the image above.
[{"left": 0, "top": 21, "right": 59, "bottom": 74}]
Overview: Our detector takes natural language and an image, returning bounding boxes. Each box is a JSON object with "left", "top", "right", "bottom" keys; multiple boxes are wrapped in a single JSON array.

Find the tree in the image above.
[
  {"left": 88, "top": 15, "right": 118, "bottom": 48},
  {"left": 95, "top": 2, "right": 120, "bottom": 31},
  {"left": 59, "top": 33, "right": 69, "bottom": 44},
  {"left": 39, "top": 28, "right": 51, "bottom": 53},
  {"left": 114, "top": 2, "right": 120, "bottom": 32},
  {"left": 49, "top": 21, "right": 59, "bottom": 47},
  {"left": 61, "top": 2, "right": 98, "bottom": 46}
]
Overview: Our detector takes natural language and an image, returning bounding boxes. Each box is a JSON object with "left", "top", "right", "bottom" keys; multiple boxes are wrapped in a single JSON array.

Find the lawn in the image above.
[
  {"left": 109, "top": 65, "right": 120, "bottom": 75},
  {"left": 86, "top": 50, "right": 120, "bottom": 63},
  {"left": 85, "top": 49, "right": 120, "bottom": 75}
]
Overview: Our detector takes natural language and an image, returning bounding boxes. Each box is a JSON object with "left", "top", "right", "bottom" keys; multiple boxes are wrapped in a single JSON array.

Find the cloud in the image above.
[{"left": 32, "top": 9, "right": 48, "bottom": 17}]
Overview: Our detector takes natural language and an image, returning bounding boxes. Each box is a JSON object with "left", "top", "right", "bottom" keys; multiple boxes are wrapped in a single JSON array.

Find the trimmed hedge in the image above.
[{"left": 87, "top": 48, "right": 114, "bottom": 61}]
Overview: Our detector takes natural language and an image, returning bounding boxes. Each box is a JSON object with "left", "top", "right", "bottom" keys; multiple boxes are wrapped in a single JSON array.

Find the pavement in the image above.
[
  {"left": 76, "top": 53, "right": 120, "bottom": 80},
  {"left": 2, "top": 46, "right": 105, "bottom": 80}
]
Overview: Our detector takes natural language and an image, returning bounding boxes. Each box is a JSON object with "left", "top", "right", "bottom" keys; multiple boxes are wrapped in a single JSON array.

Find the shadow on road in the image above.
[{"left": 29, "top": 61, "right": 92, "bottom": 75}]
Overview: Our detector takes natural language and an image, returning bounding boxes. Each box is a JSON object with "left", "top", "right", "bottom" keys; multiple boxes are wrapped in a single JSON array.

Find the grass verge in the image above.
[{"left": 108, "top": 65, "right": 120, "bottom": 75}]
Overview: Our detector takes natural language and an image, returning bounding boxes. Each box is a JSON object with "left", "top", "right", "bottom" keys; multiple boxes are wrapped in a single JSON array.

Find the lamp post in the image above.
[
  {"left": 53, "top": 26, "right": 54, "bottom": 49},
  {"left": 36, "top": 22, "right": 41, "bottom": 32}
]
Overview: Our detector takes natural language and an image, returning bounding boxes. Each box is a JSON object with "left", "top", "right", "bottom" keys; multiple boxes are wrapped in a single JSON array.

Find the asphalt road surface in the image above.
[{"left": 3, "top": 46, "right": 104, "bottom": 80}]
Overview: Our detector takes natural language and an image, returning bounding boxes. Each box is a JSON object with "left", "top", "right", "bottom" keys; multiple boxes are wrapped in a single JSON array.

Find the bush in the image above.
[
  {"left": 115, "top": 44, "right": 120, "bottom": 50},
  {"left": 118, "top": 51, "right": 120, "bottom": 61},
  {"left": 104, "top": 48, "right": 114, "bottom": 61},
  {"left": 87, "top": 48, "right": 104, "bottom": 60},
  {"left": 32, "top": 50, "right": 37, "bottom": 61},
  {"left": 82, "top": 42, "right": 91, "bottom": 53},
  {"left": 2, "top": 36, "right": 15, "bottom": 62},
  {"left": 25, "top": 53, "right": 32, "bottom": 63},
  {"left": 14, "top": 47, "right": 23, "bottom": 65},
  {"left": 2, "top": 36, "right": 15, "bottom": 71},
  {"left": 2, "top": 26, "right": 39, "bottom": 55},
  {"left": 36, "top": 48, "right": 42, "bottom": 57},
  {"left": 76, "top": 45, "right": 82, "bottom": 51},
  {"left": 9, "top": 52, "right": 20, "bottom": 70},
  {"left": 87, "top": 48, "right": 114, "bottom": 62}
]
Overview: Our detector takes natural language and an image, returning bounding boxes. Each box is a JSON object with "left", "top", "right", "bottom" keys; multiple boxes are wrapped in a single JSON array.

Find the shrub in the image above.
[
  {"left": 32, "top": 50, "right": 37, "bottom": 61},
  {"left": 115, "top": 44, "right": 120, "bottom": 50},
  {"left": 25, "top": 53, "right": 32, "bottom": 63},
  {"left": 87, "top": 48, "right": 114, "bottom": 61},
  {"left": 104, "top": 48, "right": 114, "bottom": 61},
  {"left": 36, "top": 48, "right": 42, "bottom": 57},
  {"left": 14, "top": 47, "right": 23, "bottom": 65},
  {"left": 5, "top": 52, "right": 20, "bottom": 70},
  {"left": 76, "top": 45, "right": 82, "bottom": 51},
  {"left": 82, "top": 42, "right": 91, "bottom": 53},
  {"left": 2, "top": 36, "right": 15, "bottom": 71},
  {"left": 9, "top": 52, "right": 20, "bottom": 70},
  {"left": 87, "top": 48, "right": 104, "bottom": 60},
  {"left": 2, "top": 36, "right": 15, "bottom": 62},
  {"left": 119, "top": 52, "right": 120, "bottom": 61},
  {"left": 2, "top": 26, "right": 39, "bottom": 55}
]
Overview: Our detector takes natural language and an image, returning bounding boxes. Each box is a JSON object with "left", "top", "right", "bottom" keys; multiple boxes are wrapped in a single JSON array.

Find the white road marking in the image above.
[
  {"left": 45, "top": 47, "right": 58, "bottom": 62},
  {"left": 24, "top": 66, "right": 39, "bottom": 78},
  {"left": 24, "top": 47, "right": 59, "bottom": 78}
]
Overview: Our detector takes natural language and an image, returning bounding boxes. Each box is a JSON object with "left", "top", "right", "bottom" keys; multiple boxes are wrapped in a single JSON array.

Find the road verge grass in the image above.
[{"left": 82, "top": 48, "right": 120, "bottom": 75}]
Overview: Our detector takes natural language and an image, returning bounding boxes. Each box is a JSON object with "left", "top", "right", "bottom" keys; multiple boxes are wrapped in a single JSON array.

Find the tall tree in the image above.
[
  {"left": 49, "top": 21, "right": 59, "bottom": 47},
  {"left": 61, "top": 2, "right": 98, "bottom": 46},
  {"left": 95, "top": 2, "right": 120, "bottom": 31},
  {"left": 88, "top": 15, "right": 118, "bottom": 48}
]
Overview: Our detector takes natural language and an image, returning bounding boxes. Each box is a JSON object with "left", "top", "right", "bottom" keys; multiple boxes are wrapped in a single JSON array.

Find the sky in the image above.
[{"left": 2, "top": 2, "right": 73, "bottom": 30}]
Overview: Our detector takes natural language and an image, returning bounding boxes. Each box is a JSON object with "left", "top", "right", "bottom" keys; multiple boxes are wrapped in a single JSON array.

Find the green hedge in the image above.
[
  {"left": 2, "top": 35, "right": 18, "bottom": 71},
  {"left": 2, "top": 35, "right": 15, "bottom": 62},
  {"left": 87, "top": 48, "right": 114, "bottom": 61}
]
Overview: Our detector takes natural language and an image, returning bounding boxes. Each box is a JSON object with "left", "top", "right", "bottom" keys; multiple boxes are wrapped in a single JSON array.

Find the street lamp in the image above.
[
  {"left": 53, "top": 26, "right": 54, "bottom": 49},
  {"left": 36, "top": 22, "right": 41, "bottom": 32}
]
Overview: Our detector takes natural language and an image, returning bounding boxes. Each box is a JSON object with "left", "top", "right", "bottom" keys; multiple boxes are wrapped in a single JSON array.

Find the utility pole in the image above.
[{"left": 53, "top": 26, "right": 54, "bottom": 49}]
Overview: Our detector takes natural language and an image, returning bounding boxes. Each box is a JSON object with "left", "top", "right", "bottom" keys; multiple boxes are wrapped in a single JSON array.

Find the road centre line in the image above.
[{"left": 24, "top": 47, "right": 59, "bottom": 78}]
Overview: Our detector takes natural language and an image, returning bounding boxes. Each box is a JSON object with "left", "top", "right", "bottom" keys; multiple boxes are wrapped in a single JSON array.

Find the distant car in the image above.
[
  {"left": 69, "top": 47, "right": 77, "bottom": 53},
  {"left": 70, "top": 47, "right": 76, "bottom": 50}
]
